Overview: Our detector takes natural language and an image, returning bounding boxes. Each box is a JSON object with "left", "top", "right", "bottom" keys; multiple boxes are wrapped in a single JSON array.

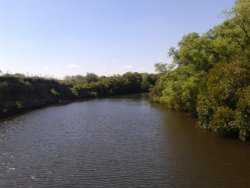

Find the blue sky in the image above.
[{"left": 0, "top": 0, "right": 235, "bottom": 78}]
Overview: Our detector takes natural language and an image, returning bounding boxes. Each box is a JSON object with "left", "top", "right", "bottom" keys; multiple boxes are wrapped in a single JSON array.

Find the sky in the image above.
[{"left": 0, "top": 0, "right": 235, "bottom": 78}]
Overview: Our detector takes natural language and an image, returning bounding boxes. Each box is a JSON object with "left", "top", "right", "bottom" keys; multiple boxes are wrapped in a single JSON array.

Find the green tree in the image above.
[
  {"left": 85, "top": 73, "right": 99, "bottom": 83},
  {"left": 197, "top": 58, "right": 250, "bottom": 139},
  {"left": 150, "top": 0, "right": 250, "bottom": 140}
]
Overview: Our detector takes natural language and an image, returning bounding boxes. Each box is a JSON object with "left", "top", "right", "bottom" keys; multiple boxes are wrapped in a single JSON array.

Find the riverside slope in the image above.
[{"left": 0, "top": 76, "right": 74, "bottom": 118}]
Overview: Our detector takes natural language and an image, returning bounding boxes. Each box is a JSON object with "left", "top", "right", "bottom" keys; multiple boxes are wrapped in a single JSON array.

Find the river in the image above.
[{"left": 0, "top": 94, "right": 250, "bottom": 187}]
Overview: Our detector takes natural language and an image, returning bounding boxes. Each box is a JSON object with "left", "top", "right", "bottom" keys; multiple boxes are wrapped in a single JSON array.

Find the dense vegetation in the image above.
[
  {"left": 150, "top": 0, "right": 250, "bottom": 140},
  {"left": 0, "top": 72, "right": 157, "bottom": 118},
  {"left": 64, "top": 72, "right": 157, "bottom": 98}
]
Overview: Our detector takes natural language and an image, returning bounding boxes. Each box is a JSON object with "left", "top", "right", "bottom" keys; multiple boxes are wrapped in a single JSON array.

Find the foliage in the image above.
[
  {"left": 70, "top": 72, "right": 157, "bottom": 98},
  {"left": 160, "top": 65, "right": 206, "bottom": 114},
  {"left": 16, "top": 101, "right": 23, "bottom": 109},
  {"left": 0, "top": 72, "right": 158, "bottom": 118},
  {"left": 235, "top": 86, "right": 250, "bottom": 140},
  {"left": 150, "top": 0, "right": 250, "bottom": 140},
  {"left": 50, "top": 88, "right": 60, "bottom": 97}
]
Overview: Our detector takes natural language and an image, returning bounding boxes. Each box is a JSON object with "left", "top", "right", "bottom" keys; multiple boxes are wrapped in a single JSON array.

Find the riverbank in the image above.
[
  {"left": 0, "top": 76, "right": 74, "bottom": 118},
  {"left": 0, "top": 73, "right": 157, "bottom": 119}
]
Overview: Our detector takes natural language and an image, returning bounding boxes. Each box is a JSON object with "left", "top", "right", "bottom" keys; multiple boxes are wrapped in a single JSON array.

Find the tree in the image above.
[
  {"left": 85, "top": 73, "right": 99, "bottom": 83},
  {"left": 154, "top": 63, "right": 168, "bottom": 74},
  {"left": 197, "top": 58, "right": 250, "bottom": 139},
  {"left": 150, "top": 0, "right": 250, "bottom": 140}
]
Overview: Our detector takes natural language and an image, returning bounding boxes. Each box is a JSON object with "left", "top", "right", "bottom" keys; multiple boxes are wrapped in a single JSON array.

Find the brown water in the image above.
[{"left": 0, "top": 94, "right": 250, "bottom": 188}]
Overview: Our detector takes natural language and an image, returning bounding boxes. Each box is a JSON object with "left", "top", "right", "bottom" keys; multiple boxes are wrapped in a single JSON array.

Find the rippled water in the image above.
[{"left": 0, "top": 94, "right": 250, "bottom": 187}]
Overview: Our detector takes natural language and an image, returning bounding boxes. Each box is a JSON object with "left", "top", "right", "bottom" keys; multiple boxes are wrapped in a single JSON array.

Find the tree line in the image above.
[
  {"left": 64, "top": 72, "right": 157, "bottom": 98},
  {"left": 0, "top": 72, "right": 157, "bottom": 118},
  {"left": 150, "top": 0, "right": 250, "bottom": 140}
]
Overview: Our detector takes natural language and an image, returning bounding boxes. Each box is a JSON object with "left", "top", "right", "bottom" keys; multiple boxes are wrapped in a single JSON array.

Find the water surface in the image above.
[{"left": 0, "top": 94, "right": 250, "bottom": 187}]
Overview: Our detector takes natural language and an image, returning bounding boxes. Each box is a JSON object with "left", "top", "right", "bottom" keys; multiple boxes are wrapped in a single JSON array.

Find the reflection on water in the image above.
[{"left": 0, "top": 94, "right": 250, "bottom": 187}]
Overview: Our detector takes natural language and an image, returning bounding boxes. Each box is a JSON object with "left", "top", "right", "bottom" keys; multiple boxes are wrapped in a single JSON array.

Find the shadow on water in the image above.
[{"left": 149, "top": 101, "right": 250, "bottom": 188}]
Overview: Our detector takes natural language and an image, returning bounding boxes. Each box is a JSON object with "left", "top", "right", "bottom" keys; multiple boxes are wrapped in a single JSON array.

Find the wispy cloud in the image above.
[
  {"left": 123, "top": 65, "right": 133, "bottom": 69},
  {"left": 111, "top": 58, "right": 120, "bottom": 63},
  {"left": 42, "top": 66, "right": 62, "bottom": 72},
  {"left": 43, "top": 66, "right": 50, "bottom": 70},
  {"left": 118, "top": 65, "right": 133, "bottom": 74},
  {"left": 68, "top": 64, "right": 80, "bottom": 68}
]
